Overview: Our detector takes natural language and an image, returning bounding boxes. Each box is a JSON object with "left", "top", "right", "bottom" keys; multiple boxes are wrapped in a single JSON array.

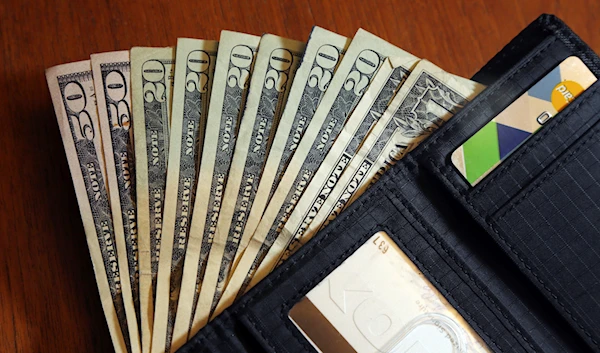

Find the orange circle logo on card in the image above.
[{"left": 552, "top": 80, "right": 584, "bottom": 111}]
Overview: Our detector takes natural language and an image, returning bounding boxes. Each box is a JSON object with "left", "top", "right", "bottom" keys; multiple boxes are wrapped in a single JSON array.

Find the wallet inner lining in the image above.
[
  {"left": 489, "top": 122, "right": 600, "bottom": 347},
  {"left": 406, "top": 16, "right": 600, "bottom": 351},
  {"left": 392, "top": 161, "right": 590, "bottom": 353},
  {"left": 232, "top": 161, "right": 588, "bottom": 353}
]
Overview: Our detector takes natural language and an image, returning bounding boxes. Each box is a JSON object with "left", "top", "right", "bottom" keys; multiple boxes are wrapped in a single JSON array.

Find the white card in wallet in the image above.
[{"left": 289, "top": 231, "right": 491, "bottom": 353}]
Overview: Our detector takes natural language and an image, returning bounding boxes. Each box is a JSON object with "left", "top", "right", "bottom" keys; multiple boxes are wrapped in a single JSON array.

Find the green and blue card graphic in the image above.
[{"left": 452, "top": 56, "right": 597, "bottom": 186}]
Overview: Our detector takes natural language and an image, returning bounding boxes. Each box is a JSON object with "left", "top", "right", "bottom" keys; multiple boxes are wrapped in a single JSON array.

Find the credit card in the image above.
[
  {"left": 451, "top": 56, "right": 597, "bottom": 186},
  {"left": 289, "top": 231, "right": 491, "bottom": 353}
]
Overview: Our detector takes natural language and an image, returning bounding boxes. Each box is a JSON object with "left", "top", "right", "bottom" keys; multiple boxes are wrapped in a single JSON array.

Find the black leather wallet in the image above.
[{"left": 179, "top": 14, "right": 600, "bottom": 353}]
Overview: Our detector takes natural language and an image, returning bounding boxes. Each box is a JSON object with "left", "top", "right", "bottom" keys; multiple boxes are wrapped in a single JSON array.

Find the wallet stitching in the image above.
[
  {"left": 184, "top": 311, "right": 226, "bottom": 351},
  {"left": 239, "top": 175, "right": 390, "bottom": 352},
  {"left": 393, "top": 165, "right": 537, "bottom": 352},
  {"left": 237, "top": 177, "right": 386, "bottom": 306},
  {"left": 242, "top": 175, "right": 509, "bottom": 353},
  {"left": 417, "top": 15, "right": 600, "bottom": 346},
  {"left": 436, "top": 165, "right": 600, "bottom": 347},
  {"left": 430, "top": 125, "right": 600, "bottom": 347},
  {"left": 243, "top": 188, "right": 387, "bottom": 352},
  {"left": 548, "top": 19, "right": 599, "bottom": 73},
  {"left": 495, "top": 126, "right": 599, "bottom": 221},
  {"left": 185, "top": 18, "right": 595, "bottom": 349},
  {"left": 414, "top": 36, "right": 557, "bottom": 160},
  {"left": 279, "top": 225, "right": 377, "bottom": 353},
  {"left": 419, "top": 13, "right": 597, "bottom": 166},
  {"left": 470, "top": 82, "right": 600, "bottom": 198},
  {"left": 282, "top": 225, "right": 507, "bottom": 352},
  {"left": 477, "top": 15, "right": 547, "bottom": 78},
  {"left": 180, "top": 16, "right": 597, "bottom": 352}
]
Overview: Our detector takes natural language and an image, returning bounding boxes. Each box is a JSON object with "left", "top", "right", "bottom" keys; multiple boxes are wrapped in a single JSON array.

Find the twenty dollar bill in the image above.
[
  {"left": 152, "top": 39, "right": 218, "bottom": 353},
  {"left": 196, "top": 28, "right": 349, "bottom": 327},
  {"left": 277, "top": 56, "right": 416, "bottom": 266},
  {"left": 226, "top": 27, "right": 350, "bottom": 285},
  {"left": 216, "top": 29, "right": 418, "bottom": 316},
  {"left": 196, "top": 33, "right": 305, "bottom": 328},
  {"left": 171, "top": 31, "right": 261, "bottom": 349},
  {"left": 283, "top": 60, "right": 486, "bottom": 264},
  {"left": 131, "top": 46, "right": 175, "bottom": 353},
  {"left": 91, "top": 51, "right": 142, "bottom": 352}
]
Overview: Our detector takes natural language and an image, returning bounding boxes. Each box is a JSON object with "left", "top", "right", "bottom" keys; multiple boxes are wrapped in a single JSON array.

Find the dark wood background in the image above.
[{"left": 1, "top": 0, "right": 599, "bottom": 351}]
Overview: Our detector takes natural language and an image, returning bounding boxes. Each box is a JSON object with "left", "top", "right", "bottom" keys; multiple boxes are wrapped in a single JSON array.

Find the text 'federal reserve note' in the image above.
[
  {"left": 227, "top": 26, "right": 350, "bottom": 295},
  {"left": 171, "top": 31, "right": 261, "bottom": 349},
  {"left": 152, "top": 39, "right": 217, "bottom": 353},
  {"left": 196, "top": 33, "right": 306, "bottom": 328},
  {"left": 47, "top": 60, "right": 140, "bottom": 353},
  {"left": 198, "top": 27, "right": 350, "bottom": 328},
  {"left": 301, "top": 61, "right": 485, "bottom": 246},
  {"left": 131, "top": 46, "right": 175, "bottom": 353},
  {"left": 216, "top": 29, "right": 418, "bottom": 316},
  {"left": 272, "top": 55, "right": 417, "bottom": 271}
]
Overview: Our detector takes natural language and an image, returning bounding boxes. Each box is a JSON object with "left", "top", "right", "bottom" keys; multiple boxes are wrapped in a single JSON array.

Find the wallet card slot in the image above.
[
  {"left": 412, "top": 107, "right": 600, "bottom": 351},
  {"left": 486, "top": 122, "right": 600, "bottom": 350},
  {"left": 400, "top": 16, "right": 600, "bottom": 348},
  {"left": 467, "top": 80, "right": 600, "bottom": 214},
  {"left": 472, "top": 15, "right": 575, "bottom": 86},
  {"left": 392, "top": 161, "right": 593, "bottom": 353},
  {"left": 446, "top": 80, "right": 600, "bottom": 217},
  {"left": 411, "top": 15, "right": 600, "bottom": 220},
  {"left": 214, "top": 161, "right": 591, "bottom": 353},
  {"left": 236, "top": 184, "right": 529, "bottom": 353}
]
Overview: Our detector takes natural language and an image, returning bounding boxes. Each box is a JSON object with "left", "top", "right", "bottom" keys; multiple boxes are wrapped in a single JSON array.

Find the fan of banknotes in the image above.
[{"left": 46, "top": 27, "right": 485, "bottom": 353}]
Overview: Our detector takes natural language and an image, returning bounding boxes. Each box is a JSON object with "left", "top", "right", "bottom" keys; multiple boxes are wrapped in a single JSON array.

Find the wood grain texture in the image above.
[{"left": 0, "top": 0, "right": 598, "bottom": 351}]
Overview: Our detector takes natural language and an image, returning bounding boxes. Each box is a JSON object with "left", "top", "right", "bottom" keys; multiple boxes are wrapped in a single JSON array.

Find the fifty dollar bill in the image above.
[
  {"left": 171, "top": 31, "right": 260, "bottom": 348},
  {"left": 47, "top": 60, "right": 140, "bottom": 353},
  {"left": 131, "top": 47, "right": 175, "bottom": 353},
  {"left": 152, "top": 39, "right": 218, "bottom": 353},
  {"left": 216, "top": 29, "right": 417, "bottom": 316},
  {"left": 196, "top": 33, "right": 305, "bottom": 328}
]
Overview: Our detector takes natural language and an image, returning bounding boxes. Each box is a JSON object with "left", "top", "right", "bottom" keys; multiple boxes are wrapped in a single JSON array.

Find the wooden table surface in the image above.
[{"left": 1, "top": 0, "right": 599, "bottom": 351}]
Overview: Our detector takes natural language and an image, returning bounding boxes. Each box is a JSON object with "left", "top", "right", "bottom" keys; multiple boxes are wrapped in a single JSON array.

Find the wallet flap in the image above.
[
  {"left": 180, "top": 160, "right": 591, "bottom": 353},
  {"left": 410, "top": 14, "right": 600, "bottom": 351},
  {"left": 219, "top": 169, "right": 537, "bottom": 353},
  {"left": 489, "top": 123, "right": 600, "bottom": 349}
]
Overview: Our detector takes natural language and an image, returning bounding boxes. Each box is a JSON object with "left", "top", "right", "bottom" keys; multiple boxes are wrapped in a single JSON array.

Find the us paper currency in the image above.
[
  {"left": 289, "top": 231, "right": 491, "bottom": 353},
  {"left": 196, "top": 34, "right": 305, "bottom": 328},
  {"left": 47, "top": 60, "right": 140, "bottom": 353},
  {"left": 151, "top": 39, "right": 217, "bottom": 353},
  {"left": 288, "top": 60, "right": 485, "bottom": 258},
  {"left": 171, "top": 31, "right": 260, "bottom": 348},
  {"left": 276, "top": 56, "right": 416, "bottom": 267},
  {"left": 215, "top": 29, "right": 418, "bottom": 316},
  {"left": 224, "top": 27, "right": 349, "bottom": 280},
  {"left": 131, "top": 47, "right": 175, "bottom": 353},
  {"left": 91, "top": 51, "right": 142, "bottom": 352},
  {"left": 196, "top": 28, "right": 348, "bottom": 327}
]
